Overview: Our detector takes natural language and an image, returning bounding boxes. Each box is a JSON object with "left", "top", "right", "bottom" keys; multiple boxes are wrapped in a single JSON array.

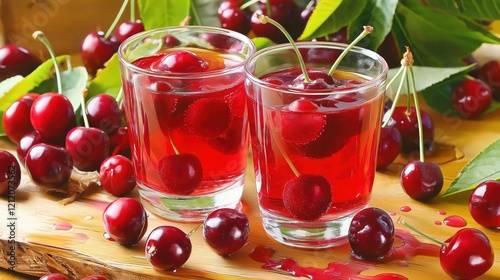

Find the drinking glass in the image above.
[
  {"left": 245, "top": 42, "right": 388, "bottom": 248},
  {"left": 118, "top": 26, "right": 256, "bottom": 222}
]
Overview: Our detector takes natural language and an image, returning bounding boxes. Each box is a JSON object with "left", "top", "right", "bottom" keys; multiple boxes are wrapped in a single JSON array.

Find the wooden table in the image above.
[{"left": 1, "top": 43, "right": 500, "bottom": 279}]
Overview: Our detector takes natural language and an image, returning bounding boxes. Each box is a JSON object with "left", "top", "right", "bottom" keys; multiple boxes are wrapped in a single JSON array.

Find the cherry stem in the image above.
[
  {"left": 105, "top": 0, "right": 130, "bottom": 40},
  {"left": 240, "top": 0, "right": 259, "bottom": 10},
  {"left": 267, "top": 112, "right": 300, "bottom": 177},
  {"left": 397, "top": 217, "right": 447, "bottom": 247},
  {"left": 187, "top": 223, "right": 203, "bottom": 237},
  {"left": 33, "top": 31, "right": 62, "bottom": 95},
  {"left": 327, "top": 26, "right": 373, "bottom": 76},
  {"left": 409, "top": 66, "right": 425, "bottom": 162},
  {"left": 80, "top": 90, "right": 90, "bottom": 128},
  {"left": 257, "top": 14, "right": 311, "bottom": 83},
  {"left": 382, "top": 66, "right": 407, "bottom": 128},
  {"left": 130, "top": 0, "right": 136, "bottom": 21},
  {"left": 116, "top": 87, "right": 124, "bottom": 105},
  {"left": 166, "top": 122, "right": 180, "bottom": 155}
]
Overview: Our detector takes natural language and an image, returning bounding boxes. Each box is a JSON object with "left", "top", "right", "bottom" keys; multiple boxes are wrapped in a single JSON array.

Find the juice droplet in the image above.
[
  {"left": 437, "top": 210, "right": 446, "bottom": 215},
  {"left": 74, "top": 233, "right": 89, "bottom": 243},
  {"left": 400, "top": 206, "right": 411, "bottom": 212},
  {"left": 103, "top": 232, "right": 115, "bottom": 242},
  {"left": 52, "top": 221, "right": 73, "bottom": 231},
  {"left": 434, "top": 221, "right": 442, "bottom": 225},
  {"left": 443, "top": 215, "right": 467, "bottom": 228},
  {"left": 388, "top": 211, "right": 396, "bottom": 216},
  {"left": 397, "top": 260, "right": 409, "bottom": 267}
]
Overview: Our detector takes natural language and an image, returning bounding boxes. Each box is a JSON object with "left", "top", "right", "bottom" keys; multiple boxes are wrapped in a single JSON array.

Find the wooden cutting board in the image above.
[{"left": 1, "top": 96, "right": 500, "bottom": 280}]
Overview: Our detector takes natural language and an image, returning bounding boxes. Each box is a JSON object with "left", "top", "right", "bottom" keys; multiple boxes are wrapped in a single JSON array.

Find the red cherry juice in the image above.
[
  {"left": 124, "top": 47, "right": 248, "bottom": 195},
  {"left": 247, "top": 68, "right": 384, "bottom": 220}
]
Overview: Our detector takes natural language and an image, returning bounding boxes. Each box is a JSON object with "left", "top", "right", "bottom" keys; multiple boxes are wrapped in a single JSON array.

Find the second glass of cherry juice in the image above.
[
  {"left": 118, "top": 26, "right": 256, "bottom": 222},
  {"left": 245, "top": 42, "right": 388, "bottom": 248}
]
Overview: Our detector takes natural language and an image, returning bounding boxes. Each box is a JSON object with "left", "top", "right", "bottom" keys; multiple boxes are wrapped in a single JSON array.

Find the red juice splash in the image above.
[
  {"left": 400, "top": 206, "right": 411, "bottom": 212},
  {"left": 443, "top": 215, "right": 467, "bottom": 228}
]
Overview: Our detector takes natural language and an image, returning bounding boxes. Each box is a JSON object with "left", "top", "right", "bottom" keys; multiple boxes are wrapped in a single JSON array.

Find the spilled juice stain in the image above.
[
  {"left": 248, "top": 229, "right": 439, "bottom": 280},
  {"left": 434, "top": 221, "right": 442, "bottom": 225},
  {"left": 400, "top": 206, "right": 411, "bottom": 213},
  {"left": 437, "top": 210, "right": 446, "bottom": 215},
  {"left": 443, "top": 215, "right": 467, "bottom": 228},
  {"left": 52, "top": 221, "right": 73, "bottom": 231}
]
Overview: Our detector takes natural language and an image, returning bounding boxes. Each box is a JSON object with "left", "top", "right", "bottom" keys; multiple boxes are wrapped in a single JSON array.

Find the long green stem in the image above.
[
  {"left": 105, "top": 0, "right": 130, "bottom": 39},
  {"left": 410, "top": 66, "right": 425, "bottom": 162},
  {"left": 385, "top": 65, "right": 404, "bottom": 91},
  {"left": 382, "top": 67, "right": 407, "bottom": 128},
  {"left": 267, "top": 112, "right": 300, "bottom": 177},
  {"left": 187, "top": 223, "right": 203, "bottom": 237},
  {"left": 33, "top": 31, "right": 62, "bottom": 95},
  {"left": 80, "top": 91, "right": 90, "bottom": 128},
  {"left": 240, "top": 0, "right": 259, "bottom": 10},
  {"left": 130, "top": 0, "right": 136, "bottom": 21},
  {"left": 327, "top": 26, "right": 373, "bottom": 76},
  {"left": 398, "top": 217, "right": 446, "bottom": 247}
]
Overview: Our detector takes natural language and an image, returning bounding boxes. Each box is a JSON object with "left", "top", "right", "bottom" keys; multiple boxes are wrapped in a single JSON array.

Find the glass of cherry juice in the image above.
[
  {"left": 118, "top": 26, "right": 256, "bottom": 222},
  {"left": 245, "top": 42, "right": 388, "bottom": 248}
]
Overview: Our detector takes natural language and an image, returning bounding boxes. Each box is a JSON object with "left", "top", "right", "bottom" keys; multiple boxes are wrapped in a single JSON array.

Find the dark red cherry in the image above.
[
  {"left": 452, "top": 79, "right": 492, "bottom": 119},
  {"left": 440, "top": 228, "right": 494, "bottom": 280},
  {"left": 2, "top": 98, "right": 35, "bottom": 143},
  {"left": 184, "top": 98, "right": 231, "bottom": 139},
  {"left": 0, "top": 44, "right": 42, "bottom": 80},
  {"left": 348, "top": 207, "right": 395, "bottom": 260},
  {"left": 25, "top": 143, "right": 73, "bottom": 187},
  {"left": 65, "top": 127, "right": 110, "bottom": 172},
  {"left": 313, "top": 27, "right": 349, "bottom": 44},
  {"left": 0, "top": 150, "right": 21, "bottom": 195},
  {"left": 16, "top": 131, "right": 45, "bottom": 164},
  {"left": 478, "top": 60, "right": 500, "bottom": 100},
  {"left": 250, "top": 0, "right": 300, "bottom": 43},
  {"left": 30, "top": 93, "right": 76, "bottom": 144},
  {"left": 376, "top": 126, "right": 402, "bottom": 169},
  {"left": 86, "top": 94, "right": 122, "bottom": 136},
  {"left": 202, "top": 208, "right": 250, "bottom": 255},
  {"left": 108, "top": 126, "right": 131, "bottom": 159},
  {"left": 218, "top": 0, "right": 251, "bottom": 35},
  {"left": 158, "top": 154, "right": 202, "bottom": 195},
  {"left": 281, "top": 99, "right": 326, "bottom": 145},
  {"left": 468, "top": 180, "right": 500, "bottom": 229},
  {"left": 115, "top": 19, "right": 145, "bottom": 42},
  {"left": 100, "top": 155, "right": 136, "bottom": 196},
  {"left": 291, "top": 69, "right": 335, "bottom": 90},
  {"left": 400, "top": 160, "right": 443, "bottom": 201},
  {"left": 283, "top": 174, "right": 332, "bottom": 220},
  {"left": 39, "top": 273, "right": 69, "bottom": 280},
  {"left": 150, "top": 51, "right": 209, "bottom": 73},
  {"left": 80, "top": 31, "right": 120, "bottom": 75},
  {"left": 102, "top": 197, "right": 148, "bottom": 246},
  {"left": 145, "top": 226, "right": 192, "bottom": 271}
]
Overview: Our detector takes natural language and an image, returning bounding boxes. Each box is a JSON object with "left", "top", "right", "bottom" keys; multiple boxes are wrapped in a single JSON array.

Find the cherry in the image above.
[
  {"left": 115, "top": 19, "right": 145, "bottom": 42},
  {"left": 65, "top": 127, "right": 110, "bottom": 172},
  {"left": 25, "top": 143, "right": 73, "bottom": 187},
  {"left": 376, "top": 126, "right": 402, "bottom": 169},
  {"left": 440, "top": 228, "right": 494, "bottom": 280},
  {"left": 184, "top": 98, "right": 231, "bottom": 139},
  {"left": 108, "top": 126, "right": 131, "bottom": 159},
  {"left": 30, "top": 93, "right": 76, "bottom": 145},
  {"left": 39, "top": 273, "right": 69, "bottom": 280},
  {"left": 250, "top": 0, "right": 300, "bottom": 43},
  {"left": 16, "top": 131, "right": 45, "bottom": 164},
  {"left": 0, "top": 44, "right": 42, "bottom": 80},
  {"left": 218, "top": 0, "right": 251, "bottom": 35},
  {"left": 281, "top": 99, "right": 326, "bottom": 145},
  {"left": 400, "top": 160, "right": 443, "bottom": 201},
  {"left": 85, "top": 94, "right": 122, "bottom": 136},
  {"left": 102, "top": 197, "right": 148, "bottom": 246},
  {"left": 150, "top": 51, "right": 209, "bottom": 73},
  {"left": 468, "top": 180, "right": 500, "bottom": 229},
  {"left": 81, "top": 31, "right": 120, "bottom": 75},
  {"left": 451, "top": 79, "right": 492, "bottom": 119},
  {"left": 0, "top": 150, "right": 21, "bottom": 195},
  {"left": 384, "top": 106, "right": 434, "bottom": 154},
  {"left": 291, "top": 69, "right": 336, "bottom": 90},
  {"left": 2, "top": 97, "right": 36, "bottom": 143},
  {"left": 348, "top": 207, "right": 395, "bottom": 260},
  {"left": 99, "top": 155, "right": 136, "bottom": 196},
  {"left": 202, "top": 208, "right": 250, "bottom": 255},
  {"left": 313, "top": 27, "right": 349, "bottom": 44},
  {"left": 145, "top": 225, "right": 192, "bottom": 271},
  {"left": 157, "top": 154, "right": 202, "bottom": 195},
  {"left": 282, "top": 174, "right": 332, "bottom": 221},
  {"left": 478, "top": 60, "right": 500, "bottom": 100}
]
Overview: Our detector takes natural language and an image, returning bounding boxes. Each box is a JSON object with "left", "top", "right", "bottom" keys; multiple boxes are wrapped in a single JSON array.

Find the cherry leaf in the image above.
[
  {"left": 442, "top": 139, "right": 500, "bottom": 197},
  {"left": 426, "top": 0, "right": 500, "bottom": 21},
  {"left": 0, "top": 75, "right": 23, "bottom": 99},
  {"left": 252, "top": 37, "right": 275, "bottom": 51},
  {"left": 87, "top": 54, "right": 122, "bottom": 99},
  {"left": 137, "top": 0, "right": 189, "bottom": 30}
]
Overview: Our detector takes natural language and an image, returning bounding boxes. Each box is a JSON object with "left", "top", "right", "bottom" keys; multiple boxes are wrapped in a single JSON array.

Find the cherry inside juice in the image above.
[
  {"left": 124, "top": 47, "right": 248, "bottom": 195},
  {"left": 248, "top": 68, "right": 384, "bottom": 220}
]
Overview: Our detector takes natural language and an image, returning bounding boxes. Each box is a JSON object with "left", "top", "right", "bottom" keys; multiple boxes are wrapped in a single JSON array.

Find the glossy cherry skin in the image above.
[
  {"left": 468, "top": 180, "right": 500, "bottom": 229},
  {"left": 39, "top": 273, "right": 69, "bottom": 280},
  {"left": 452, "top": 79, "right": 492, "bottom": 119},
  {"left": 440, "top": 228, "right": 494, "bottom": 280},
  {"left": 25, "top": 143, "right": 73, "bottom": 187},
  {"left": 0, "top": 150, "right": 21, "bottom": 195},
  {"left": 85, "top": 94, "right": 122, "bottom": 136},
  {"left": 108, "top": 126, "right": 131, "bottom": 159},
  {"left": 30, "top": 93, "right": 76, "bottom": 145},
  {"left": 158, "top": 154, "right": 202, "bottom": 195},
  {"left": 2, "top": 98, "right": 35, "bottom": 143},
  {"left": 250, "top": 0, "right": 300, "bottom": 43},
  {"left": 184, "top": 98, "right": 231, "bottom": 139},
  {"left": 0, "top": 44, "right": 42, "bottom": 80},
  {"left": 145, "top": 226, "right": 192, "bottom": 271},
  {"left": 376, "top": 126, "right": 402, "bottom": 169},
  {"left": 479, "top": 60, "right": 500, "bottom": 100},
  {"left": 348, "top": 207, "right": 395, "bottom": 260},
  {"left": 99, "top": 155, "right": 136, "bottom": 196},
  {"left": 16, "top": 131, "right": 45, "bottom": 164},
  {"left": 203, "top": 208, "right": 250, "bottom": 255},
  {"left": 283, "top": 174, "right": 332, "bottom": 221},
  {"left": 102, "top": 197, "right": 148, "bottom": 246},
  {"left": 80, "top": 31, "right": 120, "bottom": 75},
  {"left": 115, "top": 19, "right": 145, "bottom": 42},
  {"left": 400, "top": 160, "right": 443, "bottom": 201},
  {"left": 218, "top": 0, "right": 251, "bottom": 35},
  {"left": 150, "top": 51, "right": 209, "bottom": 73},
  {"left": 65, "top": 127, "right": 110, "bottom": 171}
]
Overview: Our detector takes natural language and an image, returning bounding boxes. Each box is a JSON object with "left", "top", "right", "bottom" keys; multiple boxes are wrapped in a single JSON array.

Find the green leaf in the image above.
[
  {"left": 426, "top": 0, "right": 500, "bottom": 21},
  {"left": 0, "top": 55, "right": 69, "bottom": 112},
  {"left": 299, "top": 0, "right": 368, "bottom": 40},
  {"left": 421, "top": 77, "right": 461, "bottom": 116},
  {"left": 0, "top": 75, "right": 23, "bottom": 98},
  {"left": 252, "top": 37, "right": 276, "bottom": 51},
  {"left": 138, "top": 0, "right": 189, "bottom": 30},
  {"left": 442, "top": 139, "right": 500, "bottom": 197},
  {"left": 126, "top": 41, "right": 162, "bottom": 63},
  {"left": 349, "top": 0, "right": 399, "bottom": 50},
  {"left": 190, "top": 0, "right": 223, "bottom": 27},
  {"left": 87, "top": 54, "right": 122, "bottom": 99}
]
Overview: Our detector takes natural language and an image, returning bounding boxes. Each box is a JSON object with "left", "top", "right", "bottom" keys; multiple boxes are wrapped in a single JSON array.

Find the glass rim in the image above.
[
  {"left": 244, "top": 42, "right": 389, "bottom": 95},
  {"left": 118, "top": 26, "right": 257, "bottom": 79}
]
